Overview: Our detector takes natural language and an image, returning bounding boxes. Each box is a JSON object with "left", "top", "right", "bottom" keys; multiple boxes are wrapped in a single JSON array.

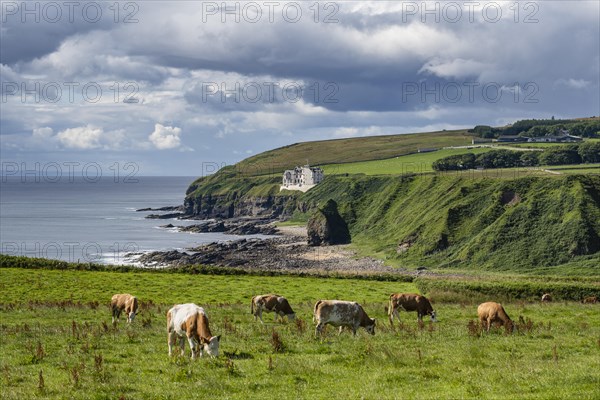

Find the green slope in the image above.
[{"left": 236, "top": 129, "right": 473, "bottom": 175}]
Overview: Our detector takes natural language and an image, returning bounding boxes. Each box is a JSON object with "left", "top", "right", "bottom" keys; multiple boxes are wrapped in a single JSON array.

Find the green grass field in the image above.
[
  {"left": 235, "top": 129, "right": 473, "bottom": 176},
  {"left": 544, "top": 163, "right": 600, "bottom": 175},
  {"left": 321, "top": 148, "right": 494, "bottom": 175},
  {"left": 1, "top": 268, "right": 599, "bottom": 399}
]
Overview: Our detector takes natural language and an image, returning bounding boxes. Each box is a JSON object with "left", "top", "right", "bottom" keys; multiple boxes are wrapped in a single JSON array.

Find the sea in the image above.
[{"left": 0, "top": 176, "right": 261, "bottom": 265}]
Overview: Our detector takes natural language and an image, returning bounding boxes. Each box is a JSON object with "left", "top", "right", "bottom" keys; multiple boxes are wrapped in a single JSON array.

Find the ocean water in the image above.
[{"left": 0, "top": 176, "right": 257, "bottom": 265}]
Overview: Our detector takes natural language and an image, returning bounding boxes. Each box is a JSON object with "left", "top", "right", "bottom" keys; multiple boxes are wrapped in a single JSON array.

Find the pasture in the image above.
[
  {"left": 1, "top": 268, "right": 599, "bottom": 399},
  {"left": 321, "top": 148, "right": 494, "bottom": 176}
]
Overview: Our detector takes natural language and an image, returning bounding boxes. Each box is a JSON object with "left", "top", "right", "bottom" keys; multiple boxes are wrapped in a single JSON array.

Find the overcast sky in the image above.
[{"left": 1, "top": 1, "right": 599, "bottom": 176}]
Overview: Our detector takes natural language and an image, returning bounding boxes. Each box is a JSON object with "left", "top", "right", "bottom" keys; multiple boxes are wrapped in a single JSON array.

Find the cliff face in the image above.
[
  {"left": 183, "top": 194, "right": 301, "bottom": 219},
  {"left": 184, "top": 170, "right": 600, "bottom": 272}
]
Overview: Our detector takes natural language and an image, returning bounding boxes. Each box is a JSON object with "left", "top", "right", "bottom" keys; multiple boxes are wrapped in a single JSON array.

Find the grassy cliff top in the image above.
[{"left": 235, "top": 129, "right": 473, "bottom": 175}]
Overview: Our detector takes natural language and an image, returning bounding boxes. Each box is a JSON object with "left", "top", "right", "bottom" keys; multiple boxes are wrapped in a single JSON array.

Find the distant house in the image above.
[
  {"left": 281, "top": 165, "right": 324, "bottom": 192},
  {"left": 528, "top": 130, "right": 582, "bottom": 143}
]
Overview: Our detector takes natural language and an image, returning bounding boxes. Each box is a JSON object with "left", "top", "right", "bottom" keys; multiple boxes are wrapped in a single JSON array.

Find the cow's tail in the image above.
[
  {"left": 313, "top": 300, "right": 323, "bottom": 323},
  {"left": 250, "top": 296, "right": 256, "bottom": 315}
]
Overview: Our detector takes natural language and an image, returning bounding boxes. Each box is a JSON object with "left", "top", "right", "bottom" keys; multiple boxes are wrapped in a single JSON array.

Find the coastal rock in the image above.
[
  {"left": 177, "top": 219, "right": 278, "bottom": 235},
  {"left": 307, "top": 199, "right": 351, "bottom": 246},
  {"left": 145, "top": 212, "right": 186, "bottom": 220},
  {"left": 137, "top": 205, "right": 183, "bottom": 212}
]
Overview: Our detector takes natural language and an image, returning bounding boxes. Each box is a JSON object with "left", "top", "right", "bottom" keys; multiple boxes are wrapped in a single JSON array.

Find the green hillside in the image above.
[
  {"left": 236, "top": 129, "right": 473, "bottom": 175},
  {"left": 184, "top": 128, "right": 600, "bottom": 274}
]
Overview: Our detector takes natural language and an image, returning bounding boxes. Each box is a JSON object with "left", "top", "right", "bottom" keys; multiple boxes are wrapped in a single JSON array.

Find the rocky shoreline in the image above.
[{"left": 129, "top": 208, "right": 409, "bottom": 275}]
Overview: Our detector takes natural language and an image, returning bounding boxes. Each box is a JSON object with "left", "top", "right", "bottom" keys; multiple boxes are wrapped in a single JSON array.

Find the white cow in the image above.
[
  {"left": 313, "top": 300, "right": 376, "bottom": 336},
  {"left": 167, "top": 303, "right": 221, "bottom": 359}
]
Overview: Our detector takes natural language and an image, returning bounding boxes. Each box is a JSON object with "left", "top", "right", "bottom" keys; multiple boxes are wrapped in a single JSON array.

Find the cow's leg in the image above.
[
  {"left": 179, "top": 337, "right": 186, "bottom": 356},
  {"left": 168, "top": 331, "right": 177, "bottom": 357},
  {"left": 391, "top": 308, "right": 400, "bottom": 325},
  {"left": 417, "top": 313, "right": 423, "bottom": 322},
  {"left": 352, "top": 324, "right": 358, "bottom": 336},
  {"left": 258, "top": 309, "right": 264, "bottom": 324},
  {"left": 188, "top": 337, "right": 197, "bottom": 360},
  {"left": 112, "top": 307, "right": 121, "bottom": 323}
]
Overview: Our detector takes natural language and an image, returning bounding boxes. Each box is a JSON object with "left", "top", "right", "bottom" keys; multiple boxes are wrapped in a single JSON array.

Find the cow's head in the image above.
[
  {"left": 287, "top": 313, "right": 296, "bottom": 322},
  {"left": 365, "top": 318, "right": 376, "bottom": 335},
  {"left": 202, "top": 335, "right": 221, "bottom": 357},
  {"left": 128, "top": 311, "right": 137, "bottom": 323},
  {"left": 429, "top": 310, "right": 437, "bottom": 322}
]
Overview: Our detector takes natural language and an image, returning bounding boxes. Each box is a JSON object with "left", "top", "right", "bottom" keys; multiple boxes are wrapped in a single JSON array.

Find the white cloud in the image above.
[
  {"left": 556, "top": 78, "right": 590, "bottom": 90},
  {"left": 56, "top": 125, "right": 103, "bottom": 149},
  {"left": 148, "top": 123, "right": 182, "bottom": 149},
  {"left": 419, "top": 58, "right": 490, "bottom": 79},
  {"left": 32, "top": 127, "right": 53, "bottom": 138}
]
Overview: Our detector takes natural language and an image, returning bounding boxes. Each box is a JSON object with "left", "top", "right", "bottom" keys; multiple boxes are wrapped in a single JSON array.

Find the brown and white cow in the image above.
[
  {"left": 582, "top": 296, "right": 598, "bottom": 304},
  {"left": 111, "top": 293, "right": 138, "bottom": 324},
  {"left": 477, "top": 302, "right": 514, "bottom": 333},
  {"left": 167, "top": 303, "right": 221, "bottom": 359},
  {"left": 251, "top": 294, "right": 296, "bottom": 323},
  {"left": 313, "top": 300, "right": 375, "bottom": 336},
  {"left": 541, "top": 293, "right": 553, "bottom": 302},
  {"left": 388, "top": 293, "right": 437, "bottom": 325}
]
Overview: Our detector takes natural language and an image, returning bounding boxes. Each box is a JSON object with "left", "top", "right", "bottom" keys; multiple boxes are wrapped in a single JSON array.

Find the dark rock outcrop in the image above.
[
  {"left": 167, "top": 219, "right": 278, "bottom": 235},
  {"left": 137, "top": 205, "right": 183, "bottom": 212},
  {"left": 307, "top": 199, "right": 351, "bottom": 246}
]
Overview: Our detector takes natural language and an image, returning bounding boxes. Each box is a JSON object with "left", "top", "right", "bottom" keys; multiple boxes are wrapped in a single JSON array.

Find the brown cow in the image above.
[
  {"left": 167, "top": 303, "right": 220, "bottom": 359},
  {"left": 582, "top": 296, "right": 598, "bottom": 304},
  {"left": 313, "top": 300, "right": 375, "bottom": 336},
  {"left": 388, "top": 293, "right": 437, "bottom": 325},
  {"left": 541, "top": 293, "right": 552, "bottom": 302},
  {"left": 477, "top": 302, "right": 514, "bottom": 333},
  {"left": 111, "top": 293, "right": 138, "bottom": 323},
  {"left": 251, "top": 294, "right": 296, "bottom": 323}
]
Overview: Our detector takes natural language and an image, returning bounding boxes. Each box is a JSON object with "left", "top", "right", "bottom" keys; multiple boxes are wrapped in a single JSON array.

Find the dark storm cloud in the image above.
[{"left": 0, "top": 1, "right": 598, "bottom": 175}]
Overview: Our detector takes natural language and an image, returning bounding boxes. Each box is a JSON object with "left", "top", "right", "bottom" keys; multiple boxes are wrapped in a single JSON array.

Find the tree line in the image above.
[
  {"left": 469, "top": 119, "right": 600, "bottom": 139},
  {"left": 432, "top": 142, "right": 600, "bottom": 171}
]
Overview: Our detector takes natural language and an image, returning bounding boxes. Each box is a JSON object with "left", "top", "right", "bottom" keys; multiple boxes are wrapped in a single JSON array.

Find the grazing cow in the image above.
[
  {"left": 313, "top": 300, "right": 375, "bottom": 336},
  {"left": 251, "top": 294, "right": 296, "bottom": 323},
  {"left": 582, "top": 296, "right": 598, "bottom": 304},
  {"left": 541, "top": 293, "right": 553, "bottom": 302},
  {"left": 477, "top": 302, "right": 514, "bottom": 333},
  {"left": 167, "top": 303, "right": 220, "bottom": 359},
  {"left": 388, "top": 293, "right": 437, "bottom": 325},
  {"left": 111, "top": 293, "right": 138, "bottom": 323}
]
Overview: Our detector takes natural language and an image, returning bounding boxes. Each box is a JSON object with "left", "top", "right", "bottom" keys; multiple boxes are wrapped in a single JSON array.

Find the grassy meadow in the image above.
[
  {"left": 1, "top": 267, "right": 599, "bottom": 399},
  {"left": 321, "top": 147, "right": 494, "bottom": 175}
]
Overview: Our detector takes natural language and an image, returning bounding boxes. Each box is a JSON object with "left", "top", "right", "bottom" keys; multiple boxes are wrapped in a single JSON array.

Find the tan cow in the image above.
[
  {"left": 111, "top": 293, "right": 138, "bottom": 323},
  {"left": 388, "top": 293, "right": 437, "bottom": 325},
  {"left": 167, "top": 303, "right": 220, "bottom": 359},
  {"left": 313, "top": 300, "right": 375, "bottom": 336},
  {"left": 541, "top": 293, "right": 552, "bottom": 302},
  {"left": 582, "top": 296, "right": 598, "bottom": 304},
  {"left": 251, "top": 294, "right": 296, "bottom": 323},
  {"left": 477, "top": 302, "right": 514, "bottom": 333}
]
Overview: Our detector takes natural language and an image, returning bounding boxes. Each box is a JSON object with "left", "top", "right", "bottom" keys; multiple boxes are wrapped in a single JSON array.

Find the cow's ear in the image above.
[{"left": 216, "top": 335, "right": 222, "bottom": 341}]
